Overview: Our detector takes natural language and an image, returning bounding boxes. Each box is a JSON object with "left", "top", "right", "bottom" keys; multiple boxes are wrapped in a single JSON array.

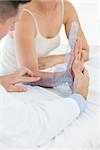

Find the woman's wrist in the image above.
[{"left": 73, "top": 88, "right": 88, "bottom": 100}]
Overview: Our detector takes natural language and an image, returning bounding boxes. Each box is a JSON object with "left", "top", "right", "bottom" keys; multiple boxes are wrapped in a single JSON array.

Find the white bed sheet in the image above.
[{"left": 0, "top": 46, "right": 100, "bottom": 150}]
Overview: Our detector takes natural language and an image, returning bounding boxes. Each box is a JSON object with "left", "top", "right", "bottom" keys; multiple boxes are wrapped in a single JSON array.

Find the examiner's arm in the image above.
[
  {"left": 0, "top": 86, "right": 87, "bottom": 147},
  {"left": 0, "top": 68, "right": 40, "bottom": 92}
]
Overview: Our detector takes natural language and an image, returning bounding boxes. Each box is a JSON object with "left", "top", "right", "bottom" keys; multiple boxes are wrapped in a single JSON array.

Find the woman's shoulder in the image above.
[
  {"left": 63, "top": 0, "right": 77, "bottom": 22},
  {"left": 64, "top": 0, "right": 74, "bottom": 9},
  {"left": 15, "top": 6, "right": 37, "bottom": 38}
]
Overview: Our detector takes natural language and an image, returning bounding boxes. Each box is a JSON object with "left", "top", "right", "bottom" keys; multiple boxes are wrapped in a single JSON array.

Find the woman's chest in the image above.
[{"left": 34, "top": 9, "right": 63, "bottom": 38}]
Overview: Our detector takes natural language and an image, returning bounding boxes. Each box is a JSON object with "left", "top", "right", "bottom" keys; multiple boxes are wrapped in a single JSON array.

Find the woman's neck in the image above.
[{"left": 33, "top": 0, "right": 58, "bottom": 12}]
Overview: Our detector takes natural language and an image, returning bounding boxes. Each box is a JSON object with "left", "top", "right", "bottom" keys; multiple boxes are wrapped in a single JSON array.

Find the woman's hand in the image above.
[
  {"left": 0, "top": 68, "right": 40, "bottom": 92},
  {"left": 81, "top": 50, "right": 89, "bottom": 61},
  {"left": 38, "top": 55, "right": 64, "bottom": 69},
  {"left": 72, "top": 52, "right": 89, "bottom": 100}
]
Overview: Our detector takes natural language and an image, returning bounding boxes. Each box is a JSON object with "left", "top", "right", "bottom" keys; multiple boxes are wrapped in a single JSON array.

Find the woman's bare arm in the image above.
[
  {"left": 64, "top": 1, "right": 89, "bottom": 61},
  {"left": 15, "top": 11, "right": 38, "bottom": 72},
  {"left": 38, "top": 1, "right": 89, "bottom": 70}
]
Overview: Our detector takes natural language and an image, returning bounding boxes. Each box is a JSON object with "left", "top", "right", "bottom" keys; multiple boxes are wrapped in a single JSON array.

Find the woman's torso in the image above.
[
  {"left": 0, "top": 0, "right": 64, "bottom": 75},
  {"left": 24, "top": 0, "right": 64, "bottom": 56}
]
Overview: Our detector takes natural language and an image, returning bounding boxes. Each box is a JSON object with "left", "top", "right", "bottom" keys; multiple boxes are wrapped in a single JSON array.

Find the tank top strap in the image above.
[
  {"left": 61, "top": 0, "right": 64, "bottom": 22},
  {"left": 24, "top": 8, "right": 39, "bottom": 32}
]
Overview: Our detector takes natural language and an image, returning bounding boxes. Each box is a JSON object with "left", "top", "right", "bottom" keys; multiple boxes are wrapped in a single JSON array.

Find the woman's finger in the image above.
[
  {"left": 78, "top": 38, "right": 82, "bottom": 54},
  {"left": 74, "top": 39, "right": 79, "bottom": 56},
  {"left": 83, "top": 69, "right": 89, "bottom": 78}
]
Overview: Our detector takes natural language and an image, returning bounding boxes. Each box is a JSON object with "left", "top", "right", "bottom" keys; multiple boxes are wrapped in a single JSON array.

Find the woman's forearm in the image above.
[{"left": 56, "top": 54, "right": 65, "bottom": 64}]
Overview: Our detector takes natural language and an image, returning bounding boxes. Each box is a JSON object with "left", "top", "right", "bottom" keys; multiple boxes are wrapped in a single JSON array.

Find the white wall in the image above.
[
  {"left": 60, "top": 0, "right": 99, "bottom": 46},
  {"left": 97, "top": 0, "right": 100, "bottom": 44}
]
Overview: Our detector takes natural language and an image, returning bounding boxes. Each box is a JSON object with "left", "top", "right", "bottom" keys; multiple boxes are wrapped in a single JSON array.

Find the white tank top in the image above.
[
  {"left": 0, "top": 0, "right": 64, "bottom": 75},
  {"left": 24, "top": 0, "right": 64, "bottom": 57}
]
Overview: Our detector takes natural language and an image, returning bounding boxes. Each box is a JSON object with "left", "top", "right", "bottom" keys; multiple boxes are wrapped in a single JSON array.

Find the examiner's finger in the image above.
[
  {"left": 18, "top": 68, "right": 34, "bottom": 77},
  {"left": 15, "top": 77, "right": 40, "bottom": 84},
  {"left": 8, "top": 85, "right": 28, "bottom": 92}
]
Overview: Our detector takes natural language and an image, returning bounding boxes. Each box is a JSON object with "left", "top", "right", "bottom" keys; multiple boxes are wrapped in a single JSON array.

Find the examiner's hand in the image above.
[{"left": 0, "top": 68, "right": 40, "bottom": 92}]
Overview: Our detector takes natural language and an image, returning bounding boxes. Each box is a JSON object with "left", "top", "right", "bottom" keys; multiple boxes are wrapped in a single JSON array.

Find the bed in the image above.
[{"left": 0, "top": 45, "right": 100, "bottom": 150}]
